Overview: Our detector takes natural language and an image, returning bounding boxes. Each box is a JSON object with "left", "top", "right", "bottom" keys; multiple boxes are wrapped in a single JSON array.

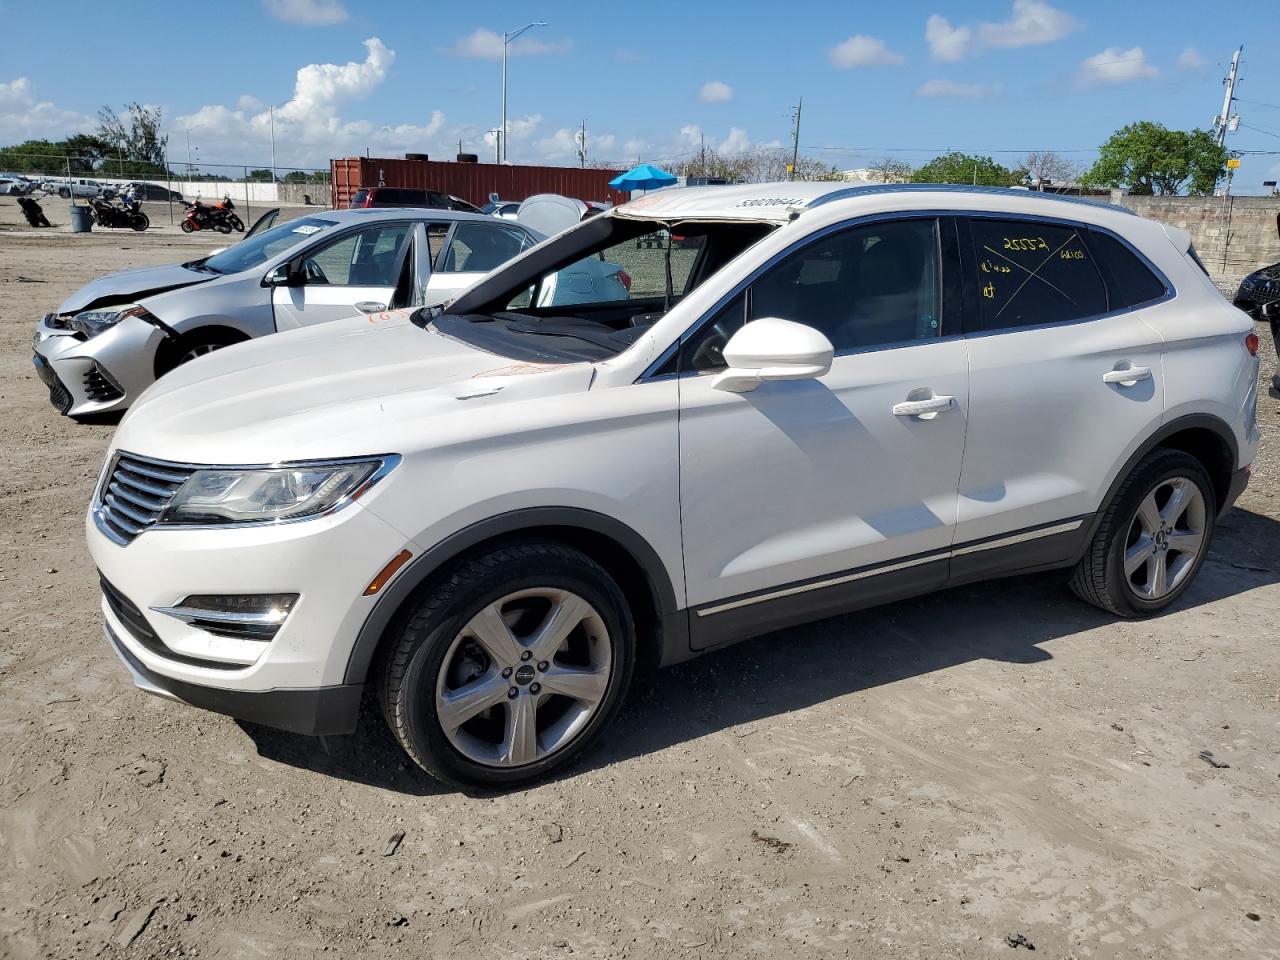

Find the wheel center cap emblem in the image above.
[
  {"left": 1155, "top": 530, "right": 1168, "bottom": 547},
  {"left": 514, "top": 664, "right": 537, "bottom": 686}
]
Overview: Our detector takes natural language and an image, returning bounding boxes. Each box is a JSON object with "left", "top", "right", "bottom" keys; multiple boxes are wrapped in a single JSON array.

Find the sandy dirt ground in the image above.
[{"left": 1, "top": 197, "right": 1278, "bottom": 960}]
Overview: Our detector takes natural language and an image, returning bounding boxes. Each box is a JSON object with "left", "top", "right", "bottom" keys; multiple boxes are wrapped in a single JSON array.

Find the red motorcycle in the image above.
[{"left": 180, "top": 197, "right": 244, "bottom": 234}]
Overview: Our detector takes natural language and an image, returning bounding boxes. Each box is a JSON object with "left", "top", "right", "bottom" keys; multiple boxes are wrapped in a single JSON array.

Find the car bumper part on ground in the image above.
[
  {"left": 1225, "top": 465, "right": 1251, "bottom": 513},
  {"left": 32, "top": 314, "right": 167, "bottom": 417},
  {"left": 104, "top": 620, "right": 363, "bottom": 736}
]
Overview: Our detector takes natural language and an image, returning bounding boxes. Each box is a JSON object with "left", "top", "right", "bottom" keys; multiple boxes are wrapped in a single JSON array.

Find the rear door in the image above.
[
  {"left": 426, "top": 220, "right": 535, "bottom": 302},
  {"left": 953, "top": 214, "right": 1168, "bottom": 573},
  {"left": 271, "top": 221, "right": 413, "bottom": 329}
]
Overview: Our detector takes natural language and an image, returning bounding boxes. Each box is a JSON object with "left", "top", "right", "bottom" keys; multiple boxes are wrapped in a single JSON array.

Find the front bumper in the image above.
[
  {"left": 105, "top": 620, "right": 363, "bottom": 735},
  {"left": 33, "top": 314, "right": 167, "bottom": 417},
  {"left": 90, "top": 473, "right": 414, "bottom": 731}
]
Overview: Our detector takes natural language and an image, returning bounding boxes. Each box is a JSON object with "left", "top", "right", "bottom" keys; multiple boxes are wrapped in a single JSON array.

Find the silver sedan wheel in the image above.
[
  {"left": 1123, "top": 476, "right": 1207, "bottom": 601},
  {"left": 434, "top": 588, "right": 612, "bottom": 768},
  {"left": 178, "top": 342, "right": 222, "bottom": 365}
]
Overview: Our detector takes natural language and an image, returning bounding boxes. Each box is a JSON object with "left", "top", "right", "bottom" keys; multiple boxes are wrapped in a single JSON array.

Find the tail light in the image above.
[
  {"left": 614, "top": 269, "right": 632, "bottom": 291},
  {"left": 1246, "top": 332, "right": 1259, "bottom": 356}
]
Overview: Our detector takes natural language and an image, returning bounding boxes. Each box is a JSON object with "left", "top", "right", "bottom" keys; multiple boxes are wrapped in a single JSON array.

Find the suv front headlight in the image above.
[
  {"left": 70, "top": 304, "right": 148, "bottom": 338},
  {"left": 161, "top": 456, "right": 398, "bottom": 525}
]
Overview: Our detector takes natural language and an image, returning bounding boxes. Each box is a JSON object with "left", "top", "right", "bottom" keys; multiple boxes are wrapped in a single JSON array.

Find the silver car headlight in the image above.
[
  {"left": 70, "top": 304, "right": 147, "bottom": 338},
  {"left": 160, "top": 456, "right": 398, "bottom": 525}
]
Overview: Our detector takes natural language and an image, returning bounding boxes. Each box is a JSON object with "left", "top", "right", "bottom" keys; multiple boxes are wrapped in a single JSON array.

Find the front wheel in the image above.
[
  {"left": 1070, "top": 449, "right": 1216, "bottom": 617},
  {"left": 379, "top": 543, "right": 635, "bottom": 789},
  {"left": 228, "top": 214, "right": 244, "bottom": 232}
]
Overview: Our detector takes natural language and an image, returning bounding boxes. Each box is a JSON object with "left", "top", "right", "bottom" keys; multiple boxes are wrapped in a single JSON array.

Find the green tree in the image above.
[
  {"left": 247, "top": 169, "right": 279, "bottom": 182},
  {"left": 96, "top": 102, "right": 168, "bottom": 177},
  {"left": 911, "top": 152, "right": 1020, "bottom": 186},
  {"left": 1085, "top": 122, "right": 1227, "bottom": 196},
  {"left": 0, "top": 137, "right": 108, "bottom": 174}
]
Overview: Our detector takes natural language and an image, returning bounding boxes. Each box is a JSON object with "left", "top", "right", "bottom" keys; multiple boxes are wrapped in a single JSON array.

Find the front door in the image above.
[
  {"left": 675, "top": 217, "right": 969, "bottom": 645},
  {"left": 272, "top": 221, "right": 412, "bottom": 329}
]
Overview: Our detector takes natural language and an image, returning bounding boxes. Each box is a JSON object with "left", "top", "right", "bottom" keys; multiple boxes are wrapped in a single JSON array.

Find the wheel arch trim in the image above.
[
  {"left": 342, "top": 507, "right": 682, "bottom": 685},
  {"left": 1082, "top": 412, "right": 1239, "bottom": 555}
]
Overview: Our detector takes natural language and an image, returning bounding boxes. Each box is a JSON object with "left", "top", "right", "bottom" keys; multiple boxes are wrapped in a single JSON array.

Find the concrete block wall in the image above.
[{"left": 1115, "top": 195, "right": 1280, "bottom": 285}]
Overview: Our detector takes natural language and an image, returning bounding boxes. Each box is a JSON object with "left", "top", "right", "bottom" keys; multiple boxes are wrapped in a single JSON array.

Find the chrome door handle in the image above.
[
  {"left": 355, "top": 301, "right": 388, "bottom": 314},
  {"left": 1103, "top": 366, "right": 1152, "bottom": 386},
  {"left": 892, "top": 395, "right": 955, "bottom": 417}
]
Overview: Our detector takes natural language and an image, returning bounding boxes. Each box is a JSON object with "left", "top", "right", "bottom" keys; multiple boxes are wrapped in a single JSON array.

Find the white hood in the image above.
[{"left": 113, "top": 311, "right": 595, "bottom": 464}]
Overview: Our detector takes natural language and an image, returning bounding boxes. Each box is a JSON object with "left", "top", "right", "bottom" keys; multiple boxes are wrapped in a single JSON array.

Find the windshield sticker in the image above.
[
  {"left": 733, "top": 197, "right": 809, "bottom": 208},
  {"left": 292, "top": 224, "right": 323, "bottom": 235}
]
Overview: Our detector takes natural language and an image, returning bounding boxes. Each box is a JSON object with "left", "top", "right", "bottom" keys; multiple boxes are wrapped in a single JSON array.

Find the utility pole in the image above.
[
  {"left": 269, "top": 106, "right": 278, "bottom": 188},
  {"left": 788, "top": 98, "right": 802, "bottom": 181},
  {"left": 577, "top": 119, "right": 586, "bottom": 168},
  {"left": 488, "top": 129, "right": 501, "bottom": 163},
  {"left": 501, "top": 21, "right": 547, "bottom": 163},
  {"left": 1214, "top": 46, "right": 1242, "bottom": 147},
  {"left": 700, "top": 132, "right": 706, "bottom": 177}
]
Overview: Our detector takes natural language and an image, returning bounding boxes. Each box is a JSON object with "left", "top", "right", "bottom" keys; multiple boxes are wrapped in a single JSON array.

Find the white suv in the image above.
[{"left": 89, "top": 183, "right": 1259, "bottom": 788}]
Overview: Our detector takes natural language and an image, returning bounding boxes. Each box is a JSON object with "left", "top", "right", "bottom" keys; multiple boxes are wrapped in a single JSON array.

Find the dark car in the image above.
[
  {"left": 1231, "top": 215, "right": 1280, "bottom": 394},
  {"left": 349, "top": 187, "right": 480, "bottom": 212},
  {"left": 116, "top": 181, "right": 184, "bottom": 202}
]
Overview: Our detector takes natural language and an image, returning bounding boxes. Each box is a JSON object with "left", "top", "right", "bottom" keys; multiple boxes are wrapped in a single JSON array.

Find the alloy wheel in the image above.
[
  {"left": 1123, "top": 476, "right": 1207, "bottom": 601},
  {"left": 434, "top": 588, "right": 612, "bottom": 768},
  {"left": 178, "top": 343, "right": 222, "bottom": 365}
]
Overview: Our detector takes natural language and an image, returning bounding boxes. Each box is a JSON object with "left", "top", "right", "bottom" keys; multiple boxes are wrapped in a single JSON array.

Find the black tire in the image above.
[
  {"left": 154, "top": 330, "right": 246, "bottom": 378},
  {"left": 1069, "top": 449, "right": 1217, "bottom": 617},
  {"left": 378, "top": 542, "right": 635, "bottom": 789},
  {"left": 58, "top": 188, "right": 70, "bottom": 199},
  {"left": 130, "top": 212, "right": 149, "bottom": 232},
  {"left": 214, "top": 220, "right": 232, "bottom": 235},
  {"left": 228, "top": 214, "right": 244, "bottom": 232},
  {"left": 180, "top": 219, "right": 194, "bottom": 233}
]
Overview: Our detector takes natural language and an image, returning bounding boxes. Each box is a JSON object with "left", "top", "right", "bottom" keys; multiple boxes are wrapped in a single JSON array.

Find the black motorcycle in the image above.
[{"left": 87, "top": 196, "right": 149, "bottom": 231}]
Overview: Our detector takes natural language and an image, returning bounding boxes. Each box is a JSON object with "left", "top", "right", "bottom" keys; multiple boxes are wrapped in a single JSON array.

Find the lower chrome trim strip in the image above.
[
  {"left": 696, "top": 518, "right": 1086, "bottom": 617},
  {"left": 697, "top": 552, "right": 947, "bottom": 617}
]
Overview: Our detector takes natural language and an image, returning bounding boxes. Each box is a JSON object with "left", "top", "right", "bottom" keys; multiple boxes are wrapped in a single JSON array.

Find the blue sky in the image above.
[{"left": 2, "top": 0, "right": 1278, "bottom": 192}]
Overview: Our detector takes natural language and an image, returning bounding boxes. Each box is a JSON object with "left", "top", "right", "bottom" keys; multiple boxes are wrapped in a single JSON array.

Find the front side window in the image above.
[
  {"left": 301, "top": 223, "right": 410, "bottom": 286},
  {"left": 201, "top": 216, "right": 336, "bottom": 275},
  {"left": 968, "top": 218, "right": 1107, "bottom": 330},
  {"left": 667, "top": 218, "right": 942, "bottom": 374},
  {"left": 439, "top": 222, "right": 533, "bottom": 273}
]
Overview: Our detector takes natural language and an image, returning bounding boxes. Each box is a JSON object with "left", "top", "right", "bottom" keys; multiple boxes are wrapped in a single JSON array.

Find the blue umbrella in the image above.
[{"left": 608, "top": 163, "right": 678, "bottom": 192}]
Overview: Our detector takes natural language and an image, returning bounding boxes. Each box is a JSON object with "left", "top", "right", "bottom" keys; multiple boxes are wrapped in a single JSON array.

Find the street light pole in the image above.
[{"left": 501, "top": 20, "right": 546, "bottom": 163}]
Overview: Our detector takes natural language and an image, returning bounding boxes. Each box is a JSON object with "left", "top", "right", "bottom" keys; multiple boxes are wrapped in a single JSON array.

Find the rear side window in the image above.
[
  {"left": 440, "top": 222, "right": 532, "bottom": 273},
  {"left": 1085, "top": 230, "right": 1169, "bottom": 309},
  {"left": 968, "top": 218, "right": 1107, "bottom": 330},
  {"left": 350, "top": 189, "right": 368, "bottom": 207}
]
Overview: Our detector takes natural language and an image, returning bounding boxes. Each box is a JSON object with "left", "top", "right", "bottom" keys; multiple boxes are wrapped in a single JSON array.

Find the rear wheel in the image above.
[
  {"left": 180, "top": 219, "right": 194, "bottom": 233},
  {"left": 1070, "top": 449, "right": 1216, "bottom": 616},
  {"left": 379, "top": 543, "right": 635, "bottom": 789},
  {"left": 130, "top": 212, "right": 149, "bottom": 232}
]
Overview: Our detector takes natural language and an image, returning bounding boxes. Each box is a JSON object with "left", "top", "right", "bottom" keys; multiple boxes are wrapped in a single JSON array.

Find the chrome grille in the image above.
[{"left": 96, "top": 452, "right": 196, "bottom": 545}]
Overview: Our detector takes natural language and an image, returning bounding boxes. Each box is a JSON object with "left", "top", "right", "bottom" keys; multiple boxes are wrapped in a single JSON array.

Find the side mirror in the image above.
[
  {"left": 712, "top": 317, "right": 834, "bottom": 393},
  {"left": 263, "top": 264, "right": 303, "bottom": 288}
]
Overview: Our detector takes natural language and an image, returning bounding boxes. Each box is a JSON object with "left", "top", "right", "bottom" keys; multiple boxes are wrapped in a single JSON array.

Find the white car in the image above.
[
  {"left": 51, "top": 178, "right": 108, "bottom": 198},
  {"left": 32, "top": 209, "right": 538, "bottom": 417},
  {"left": 88, "top": 182, "right": 1259, "bottom": 788}
]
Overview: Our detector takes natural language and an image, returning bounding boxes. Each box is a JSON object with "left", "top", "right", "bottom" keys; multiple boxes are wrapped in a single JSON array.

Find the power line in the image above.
[
  {"left": 1238, "top": 122, "right": 1280, "bottom": 141},
  {"left": 1237, "top": 97, "right": 1280, "bottom": 111}
]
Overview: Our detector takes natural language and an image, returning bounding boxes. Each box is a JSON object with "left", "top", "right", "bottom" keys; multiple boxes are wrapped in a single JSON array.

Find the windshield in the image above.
[
  {"left": 198, "top": 217, "right": 336, "bottom": 275},
  {"left": 434, "top": 216, "right": 775, "bottom": 364}
]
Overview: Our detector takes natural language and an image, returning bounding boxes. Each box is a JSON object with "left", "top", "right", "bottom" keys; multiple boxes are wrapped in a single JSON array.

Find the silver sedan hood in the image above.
[{"left": 57, "top": 263, "right": 213, "bottom": 314}]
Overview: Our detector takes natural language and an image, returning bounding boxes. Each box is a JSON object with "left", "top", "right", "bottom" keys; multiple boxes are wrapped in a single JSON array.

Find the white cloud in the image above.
[
  {"left": 698, "top": 81, "right": 733, "bottom": 103},
  {"left": 0, "top": 77, "right": 93, "bottom": 143},
  {"left": 1177, "top": 47, "right": 1206, "bottom": 71},
  {"left": 1078, "top": 46, "right": 1159, "bottom": 86},
  {"left": 828, "top": 35, "right": 904, "bottom": 69},
  {"left": 925, "top": 1, "right": 1076, "bottom": 61},
  {"left": 262, "top": 0, "right": 348, "bottom": 26},
  {"left": 916, "top": 78, "right": 1001, "bottom": 98},
  {"left": 614, "top": 49, "right": 644, "bottom": 64},
  {"left": 977, "top": 0, "right": 1078, "bottom": 49},
  {"left": 925, "top": 15, "right": 972, "bottom": 62},
  {"left": 237, "top": 94, "right": 266, "bottom": 113},
  {"left": 451, "top": 28, "right": 571, "bottom": 60}
]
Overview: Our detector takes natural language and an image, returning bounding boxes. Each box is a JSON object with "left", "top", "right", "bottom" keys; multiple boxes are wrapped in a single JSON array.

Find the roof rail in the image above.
[{"left": 808, "top": 183, "right": 1133, "bottom": 215}]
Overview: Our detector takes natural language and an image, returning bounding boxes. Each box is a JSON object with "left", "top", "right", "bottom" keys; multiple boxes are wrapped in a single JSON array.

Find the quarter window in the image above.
[
  {"left": 968, "top": 218, "right": 1107, "bottom": 330},
  {"left": 1086, "top": 230, "right": 1168, "bottom": 309}
]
